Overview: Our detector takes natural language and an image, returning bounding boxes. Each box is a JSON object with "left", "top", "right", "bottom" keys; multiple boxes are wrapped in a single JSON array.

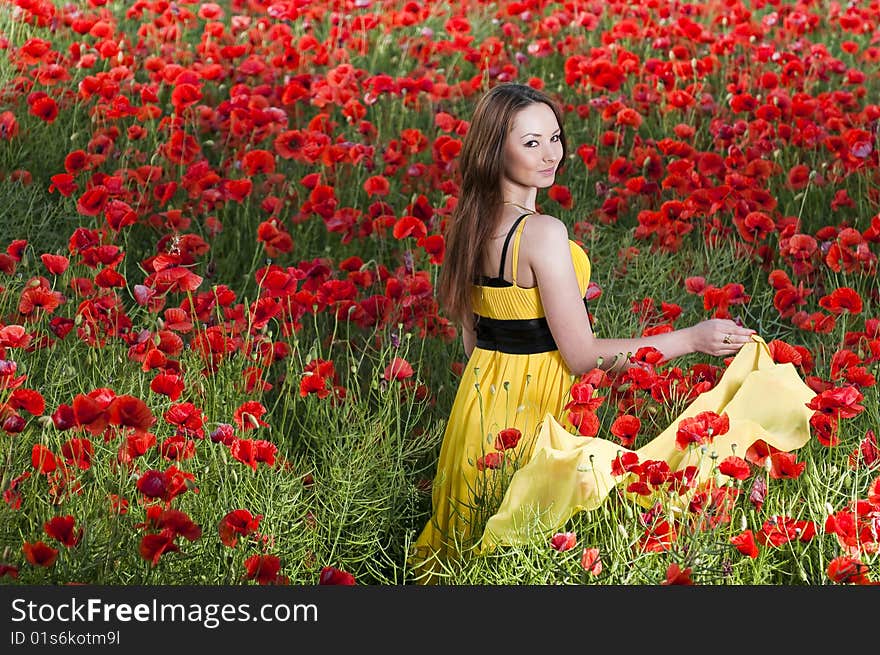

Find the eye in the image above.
[
  {"left": 551, "top": 133, "right": 561, "bottom": 142},
  {"left": 524, "top": 140, "right": 538, "bottom": 148}
]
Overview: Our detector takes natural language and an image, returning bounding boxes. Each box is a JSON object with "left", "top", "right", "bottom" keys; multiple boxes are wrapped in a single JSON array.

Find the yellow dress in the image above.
[
  {"left": 411, "top": 215, "right": 817, "bottom": 582},
  {"left": 411, "top": 213, "right": 592, "bottom": 581}
]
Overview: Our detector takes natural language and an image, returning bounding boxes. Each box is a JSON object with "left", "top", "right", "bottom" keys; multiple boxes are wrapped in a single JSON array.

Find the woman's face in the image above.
[{"left": 501, "top": 102, "right": 563, "bottom": 192}]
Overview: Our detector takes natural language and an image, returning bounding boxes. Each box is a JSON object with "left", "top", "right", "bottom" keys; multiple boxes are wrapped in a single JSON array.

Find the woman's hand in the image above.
[{"left": 686, "top": 319, "right": 757, "bottom": 357}]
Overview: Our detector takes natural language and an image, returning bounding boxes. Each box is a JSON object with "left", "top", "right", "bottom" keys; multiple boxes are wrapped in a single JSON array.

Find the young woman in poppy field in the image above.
[{"left": 411, "top": 83, "right": 814, "bottom": 583}]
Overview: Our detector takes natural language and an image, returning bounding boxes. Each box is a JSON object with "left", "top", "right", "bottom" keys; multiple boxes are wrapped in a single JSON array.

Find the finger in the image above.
[{"left": 722, "top": 330, "right": 755, "bottom": 343}]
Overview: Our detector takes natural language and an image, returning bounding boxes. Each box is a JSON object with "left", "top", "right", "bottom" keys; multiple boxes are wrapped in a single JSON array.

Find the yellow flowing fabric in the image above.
[
  {"left": 480, "top": 334, "right": 817, "bottom": 551},
  {"left": 410, "top": 215, "right": 591, "bottom": 581}
]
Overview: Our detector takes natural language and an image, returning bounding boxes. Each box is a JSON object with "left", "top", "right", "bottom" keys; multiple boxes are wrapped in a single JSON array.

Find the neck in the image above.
[
  {"left": 504, "top": 200, "right": 536, "bottom": 213},
  {"left": 501, "top": 182, "right": 538, "bottom": 212}
]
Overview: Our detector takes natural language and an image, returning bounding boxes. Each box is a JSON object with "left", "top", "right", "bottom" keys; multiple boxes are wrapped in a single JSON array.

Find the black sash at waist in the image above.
[
  {"left": 474, "top": 299, "right": 591, "bottom": 355},
  {"left": 474, "top": 314, "right": 558, "bottom": 354}
]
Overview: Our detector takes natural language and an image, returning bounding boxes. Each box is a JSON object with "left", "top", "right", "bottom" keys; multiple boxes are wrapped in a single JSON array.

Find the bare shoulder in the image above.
[
  {"left": 517, "top": 214, "right": 574, "bottom": 288},
  {"left": 523, "top": 213, "right": 570, "bottom": 255}
]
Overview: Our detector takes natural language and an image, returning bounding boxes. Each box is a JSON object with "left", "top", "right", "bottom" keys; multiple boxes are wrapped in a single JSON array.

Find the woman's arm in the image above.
[
  {"left": 462, "top": 317, "right": 476, "bottom": 359},
  {"left": 528, "top": 215, "right": 755, "bottom": 375}
]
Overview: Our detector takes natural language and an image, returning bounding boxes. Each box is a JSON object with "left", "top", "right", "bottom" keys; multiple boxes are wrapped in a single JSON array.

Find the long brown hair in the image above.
[{"left": 437, "top": 83, "right": 568, "bottom": 326}]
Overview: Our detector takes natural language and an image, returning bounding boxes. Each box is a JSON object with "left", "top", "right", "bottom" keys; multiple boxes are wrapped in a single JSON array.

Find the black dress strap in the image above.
[{"left": 497, "top": 213, "right": 531, "bottom": 280}]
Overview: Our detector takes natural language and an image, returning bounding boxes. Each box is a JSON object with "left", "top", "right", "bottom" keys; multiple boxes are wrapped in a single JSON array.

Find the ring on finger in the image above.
[{"left": 722, "top": 334, "right": 732, "bottom": 344}]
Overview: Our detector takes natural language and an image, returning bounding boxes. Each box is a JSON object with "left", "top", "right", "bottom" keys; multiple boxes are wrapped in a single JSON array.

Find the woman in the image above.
[{"left": 411, "top": 83, "right": 811, "bottom": 582}]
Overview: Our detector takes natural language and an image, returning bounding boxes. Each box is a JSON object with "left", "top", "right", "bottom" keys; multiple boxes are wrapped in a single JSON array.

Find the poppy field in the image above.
[{"left": 0, "top": 0, "right": 879, "bottom": 586}]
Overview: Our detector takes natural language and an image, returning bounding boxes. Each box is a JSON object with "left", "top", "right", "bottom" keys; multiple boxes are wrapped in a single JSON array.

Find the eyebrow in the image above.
[{"left": 520, "top": 129, "right": 561, "bottom": 138}]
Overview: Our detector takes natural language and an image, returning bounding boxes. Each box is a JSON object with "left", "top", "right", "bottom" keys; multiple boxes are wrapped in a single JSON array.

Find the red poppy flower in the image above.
[
  {"left": 222, "top": 178, "right": 253, "bottom": 202},
  {"left": 19, "top": 285, "right": 64, "bottom": 315},
  {"left": 218, "top": 509, "right": 263, "bottom": 548},
  {"left": 849, "top": 430, "right": 880, "bottom": 470},
  {"left": 160, "top": 434, "right": 195, "bottom": 461},
  {"left": 75, "top": 185, "right": 109, "bottom": 217},
  {"left": 243, "top": 554, "right": 283, "bottom": 585},
  {"left": 0, "top": 324, "right": 30, "bottom": 349},
  {"left": 300, "top": 372, "right": 331, "bottom": 398},
  {"left": 40, "top": 253, "right": 70, "bottom": 275},
  {"left": 161, "top": 129, "right": 200, "bottom": 165},
  {"left": 29, "top": 95, "right": 58, "bottom": 123},
  {"left": 0, "top": 110, "right": 18, "bottom": 140},
  {"left": 170, "top": 83, "right": 202, "bottom": 114},
  {"left": 611, "top": 451, "right": 640, "bottom": 476},
  {"left": 230, "top": 438, "right": 277, "bottom": 470},
  {"left": 319, "top": 566, "right": 356, "bottom": 585},
  {"left": 730, "top": 530, "right": 759, "bottom": 558},
  {"left": 392, "top": 215, "right": 427, "bottom": 240},
  {"left": 819, "top": 287, "right": 863, "bottom": 315},
  {"left": 736, "top": 211, "right": 775, "bottom": 243},
  {"left": 137, "top": 470, "right": 167, "bottom": 499},
  {"left": 210, "top": 424, "right": 236, "bottom": 446},
  {"left": 363, "top": 175, "right": 390, "bottom": 198},
  {"left": 164, "top": 402, "right": 206, "bottom": 438},
  {"left": 48, "top": 316, "right": 73, "bottom": 341},
  {"left": 383, "top": 357, "right": 414, "bottom": 381},
  {"left": 568, "top": 409, "right": 600, "bottom": 437},
  {"left": 10, "top": 388, "right": 45, "bottom": 416},
  {"left": 476, "top": 452, "right": 504, "bottom": 471},
  {"left": 0, "top": 564, "right": 18, "bottom": 579},
  {"left": 767, "top": 339, "right": 803, "bottom": 366},
  {"left": 51, "top": 403, "right": 75, "bottom": 431},
  {"left": 769, "top": 452, "right": 806, "bottom": 479},
  {"left": 675, "top": 411, "right": 729, "bottom": 450},
  {"left": 44, "top": 515, "right": 82, "bottom": 547},
  {"left": 150, "top": 373, "right": 185, "bottom": 401},
  {"left": 22, "top": 540, "right": 58, "bottom": 567},
  {"left": 139, "top": 532, "right": 180, "bottom": 567},
  {"left": 661, "top": 562, "right": 693, "bottom": 585},
  {"left": 827, "top": 556, "right": 871, "bottom": 584},
  {"left": 580, "top": 547, "right": 602, "bottom": 576},
  {"left": 145, "top": 266, "right": 204, "bottom": 294},
  {"left": 108, "top": 395, "right": 155, "bottom": 432},
  {"left": 718, "top": 455, "right": 751, "bottom": 480},
  {"left": 494, "top": 427, "right": 522, "bottom": 451},
  {"left": 806, "top": 385, "right": 865, "bottom": 420},
  {"left": 684, "top": 276, "right": 706, "bottom": 295},
  {"left": 233, "top": 401, "right": 269, "bottom": 431},
  {"left": 758, "top": 515, "right": 817, "bottom": 547},
  {"left": 610, "top": 414, "right": 640, "bottom": 448},
  {"left": 632, "top": 346, "right": 665, "bottom": 365},
  {"left": 416, "top": 234, "right": 445, "bottom": 265},
  {"left": 3, "top": 414, "right": 26, "bottom": 434},
  {"left": 869, "top": 476, "right": 880, "bottom": 508},
  {"left": 640, "top": 519, "right": 676, "bottom": 553},
  {"left": 786, "top": 164, "right": 811, "bottom": 190},
  {"left": 118, "top": 431, "right": 156, "bottom": 465},
  {"left": 825, "top": 506, "right": 879, "bottom": 556},
  {"left": 3, "top": 471, "right": 30, "bottom": 509},
  {"left": 72, "top": 388, "right": 115, "bottom": 435},
  {"left": 550, "top": 531, "right": 577, "bottom": 552},
  {"left": 155, "top": 509, "right": 201, "bottom": 542},
  {"left": 548, "top": 184, "right": 573, "bottom": 209},
  {"left": 31, "top": 444, "right": 56, "bottom": 474},
  {"left": 240, "top": 149, "right": 275, "bottom": 176},
  {"left": 61, "top": 438, "right": 92, "bottom": 470},
  {"left": 94, "top": 267, "right": 126, "bottom": 288}
]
